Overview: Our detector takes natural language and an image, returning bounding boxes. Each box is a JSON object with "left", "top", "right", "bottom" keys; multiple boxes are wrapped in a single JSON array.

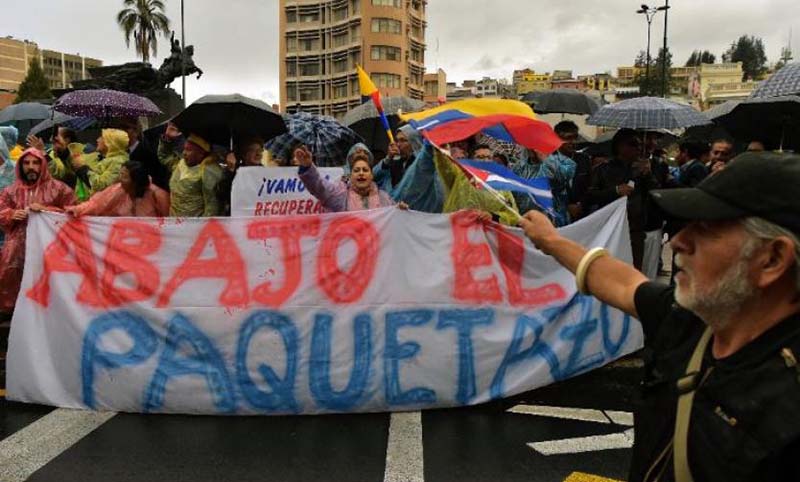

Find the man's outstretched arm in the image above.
[{"left": 518, "top": 210, "right": 649, "bottom": 318}]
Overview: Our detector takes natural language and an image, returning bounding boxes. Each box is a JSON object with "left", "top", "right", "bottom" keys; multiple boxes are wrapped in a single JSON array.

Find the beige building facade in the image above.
[
  {"left": 0, "top": 37, "right": 102, "bottom": 94},
  {"left": 280, "top": 0, "right": 427, "bottom": 119}
]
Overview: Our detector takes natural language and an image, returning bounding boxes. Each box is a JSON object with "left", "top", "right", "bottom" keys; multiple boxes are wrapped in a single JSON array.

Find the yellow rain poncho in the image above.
[
  {"left": 159, "top": 139, "right": 223, "bottom": 217},
  {"left": 433, "top": 149, "right": 520, "bottom": 226},
  {"left": 85, "top": 129, "right": 129, "bottom": 195}
]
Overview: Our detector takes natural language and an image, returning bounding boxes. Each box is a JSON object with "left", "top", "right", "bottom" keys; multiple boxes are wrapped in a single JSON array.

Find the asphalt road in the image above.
[{"left": 0, "top": 358, "right": 642, "bottom": 482}]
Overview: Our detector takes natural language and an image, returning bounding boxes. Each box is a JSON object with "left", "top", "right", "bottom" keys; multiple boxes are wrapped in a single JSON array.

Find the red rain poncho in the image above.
[
  {"left": 0, "top": 148, "right": 76, "bottom": 313},
  {"left": 67, "top": 182, "right": 170, "bottom": 217}
]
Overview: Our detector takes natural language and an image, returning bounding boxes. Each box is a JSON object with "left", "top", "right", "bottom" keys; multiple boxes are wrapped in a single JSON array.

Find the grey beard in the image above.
[{"left": 675, "top": 257, "right": 756, "bottom": 330}]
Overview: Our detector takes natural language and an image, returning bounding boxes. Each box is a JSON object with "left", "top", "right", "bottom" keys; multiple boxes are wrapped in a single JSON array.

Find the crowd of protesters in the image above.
[{"left": 0, "top": 115, "right": 781, "bottom": 319}]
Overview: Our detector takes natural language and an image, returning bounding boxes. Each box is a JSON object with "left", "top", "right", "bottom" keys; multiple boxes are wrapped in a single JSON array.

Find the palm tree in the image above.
[{"left": 117, "top": 0, "right": 171, "bottom": 64}]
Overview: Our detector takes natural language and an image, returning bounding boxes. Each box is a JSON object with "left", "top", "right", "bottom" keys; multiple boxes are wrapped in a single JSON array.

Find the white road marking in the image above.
[
  {"left": 528, "top": 428, "right": 635, "bottom": 456},
  {"left": 509, "top": 404, "right": 635, "bottom": 456},
  {"left": 507, "top": 404, "right": 634, "bottom": 426},
  {"left": 604, "top": 410, "right": 634, "bottom": 426},
  {"left": 0, "top": 408, "right": 117, "bottom": 482},
  {"left": 383, "top": 411, "right": 424, "bottom": 482}
]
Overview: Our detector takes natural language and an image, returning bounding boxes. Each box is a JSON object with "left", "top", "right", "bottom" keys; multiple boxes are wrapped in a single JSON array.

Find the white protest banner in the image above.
[
  {"left": 230, "top": 166, "right": 345, "bottom": 217},
  {"left": 7, "top": 199, "right": 642, "bottom": 415}
]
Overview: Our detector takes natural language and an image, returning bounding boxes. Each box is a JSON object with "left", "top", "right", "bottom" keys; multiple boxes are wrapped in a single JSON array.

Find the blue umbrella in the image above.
[
  {"left": 0, "top": 102, "right": 51, "bottom": 124},
  {"left": 28, "top": 112, "right": 96, "bottom": 138},
  {"left": 277, "top": 111, "right": 363, "bottom": 167},
  {"left": 750, "top": 63, "right": 800, "bottom": 98},
  {"left": 587, "top": 96, "right": 711, "bottom": 130}
]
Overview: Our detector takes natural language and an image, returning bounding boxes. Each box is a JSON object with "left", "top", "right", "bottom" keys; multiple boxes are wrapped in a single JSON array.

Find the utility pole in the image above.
[
  {"left": 181, "top": 0, "right": 186, "bottom": 105},
  {"left": 661, "top": 0, "right": 670, "bottom": 98}
]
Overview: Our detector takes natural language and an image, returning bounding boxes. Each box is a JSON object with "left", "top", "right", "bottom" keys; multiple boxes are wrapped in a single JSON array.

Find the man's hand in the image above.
[
  {"left": 293, "top": 146, "right": 313, "bottom": 167},
  {"left": 711, "top": 161, "right": 725, "bottom": 175},
  {"left": 26, "top": 135, "right": 45, "bottom": 152},
  {"left": 518, "top": 210, "right": 559, "bottom": 252},
  {"left": 224, "top": 152, "right": 237, "bottom": 172},
  {"left": 28, "top": 203, "right": 46, "bottom": 212},
  {"left": 11, "top": 209, "right": 28, "bottom": 221},
  {"left": 397, "top": 201, "right": 409, "bottom": 210},
  {"left": 65, "top": 206, "right": 80, "bottom": 217},
  {"left": 616, "top": 184, "right": 634, "bottom": 197},
  {"left": 386, "top": 142, "right": 400, "bottom": 159},
  {"left": 635, "top": 158, "right": 652, "bottom": 176},
  {"left": 164, "top": 123, "right": 182, "bottom": 141},
  {"left": 70, "top": 154, "right": 84, "bottom": 169}
]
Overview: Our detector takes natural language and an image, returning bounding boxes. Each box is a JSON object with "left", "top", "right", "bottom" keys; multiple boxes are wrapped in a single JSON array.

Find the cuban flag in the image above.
[{"left": 457, "top": 159, "right": 554, "bottom": 215}]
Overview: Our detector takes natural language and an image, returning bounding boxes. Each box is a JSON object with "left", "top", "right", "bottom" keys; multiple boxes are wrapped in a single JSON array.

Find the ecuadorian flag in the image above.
[{"left": 357, "top": 65, "right": 394, "bottom": 143}]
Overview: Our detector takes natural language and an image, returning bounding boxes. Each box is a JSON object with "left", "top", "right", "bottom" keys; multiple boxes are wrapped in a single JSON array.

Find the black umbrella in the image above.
[
  {"left": 172, "top": 94, "right": 287, "bottom": 147},
  {"left": 716, "top": 95, "right": 800, "bottom": 151},
  {"left": 522, "top": 89, "right": 604, "bottom": 115},
  {"left": 342, "top": 96, "right": 425, "bottom": 157},
  {"left": 28, "top": 112, "right": 96, "bottom": 138}
]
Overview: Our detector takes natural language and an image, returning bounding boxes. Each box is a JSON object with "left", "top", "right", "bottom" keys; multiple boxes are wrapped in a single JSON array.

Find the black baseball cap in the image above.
[{"left": 650, "top": 152, "right": 800, "bottom": 234}]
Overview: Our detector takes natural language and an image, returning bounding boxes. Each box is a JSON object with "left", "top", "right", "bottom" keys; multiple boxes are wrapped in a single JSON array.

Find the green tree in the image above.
[
  {"left": 117, "top": 0, "right": 171, "bottom": 64},
  {"left": 685, "top": 50, "right": 716, "bottom": 66},
  {"left": 635, "top": 47, "right": 674, "bottom": 96},
  {"left": 722, "top": 35, "right": 768, "bottom": 80},
  {"left": 14, "top": 58, "right": 52, "bottom": 103}
]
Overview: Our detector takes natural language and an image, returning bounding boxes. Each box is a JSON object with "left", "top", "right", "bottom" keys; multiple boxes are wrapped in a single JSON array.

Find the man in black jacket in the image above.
[
  {"left": 675, "top": 140, "right": 710, "bottom": 188},
  {"left": 120, "top": 118, "right": 171, "bottom": 191},
  {"left": 585, "top": 129, "right": 661, "bottom": 269},
  {"left": 519, "top": 151, "right": 800, "bottom": 482}
]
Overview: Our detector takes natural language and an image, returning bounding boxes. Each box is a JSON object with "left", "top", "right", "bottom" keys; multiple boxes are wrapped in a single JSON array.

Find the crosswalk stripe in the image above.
[
  {"left": 0, "top": 408, "right": 117, "bottom": 482},
  {"left": 383, "top": 411, "right": 424, "bottom": 482},
  {"left": 528, "top": 427, "right": 635, "bottom": 456}
]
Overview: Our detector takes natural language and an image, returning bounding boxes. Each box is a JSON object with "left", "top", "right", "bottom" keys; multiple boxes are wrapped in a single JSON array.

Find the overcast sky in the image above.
[{"left": 4, "top": 0, "right": 798, "bottom": 105}]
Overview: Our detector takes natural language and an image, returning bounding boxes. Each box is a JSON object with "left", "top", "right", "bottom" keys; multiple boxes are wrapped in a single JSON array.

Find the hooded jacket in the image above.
[
  {"left": 0, "top": 148, "right": 76, "bottom": 312},
  {"left": 160, "top": 142, "right": 223, "bottom": 217},
  {"left": 373, "top": 125, "right": 424, "bottom": 192},
  {"left": 82, "top": 129, "right": 130, "bottom": 195}
]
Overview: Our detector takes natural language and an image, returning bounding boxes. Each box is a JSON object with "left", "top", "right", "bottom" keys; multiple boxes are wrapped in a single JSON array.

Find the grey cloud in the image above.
[{"left": 3, "top": 0, "right": 798, "bottom": 104}]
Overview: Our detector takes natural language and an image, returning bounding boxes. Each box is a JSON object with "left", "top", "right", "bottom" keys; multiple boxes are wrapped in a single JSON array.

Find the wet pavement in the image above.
[{"left": 1, "top": 359, "right": 642, "bottom": 482}]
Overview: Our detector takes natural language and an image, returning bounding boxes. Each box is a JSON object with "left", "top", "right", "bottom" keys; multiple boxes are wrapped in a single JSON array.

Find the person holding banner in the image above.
[
  {"left": 294, "top": 145, "right": 394, "bottom": 212},
  {"left": 518, "top": 151, "right": 800, "bottom": 482},
  {"left": 65, "top": 161, "right": 169, "bottom": 218},
  {"left": 0, "top": 148, "right": 76, "bottom": 318}
]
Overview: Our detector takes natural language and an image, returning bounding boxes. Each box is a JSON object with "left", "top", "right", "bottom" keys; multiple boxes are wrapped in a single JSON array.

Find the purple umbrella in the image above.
[{"left": 54, "top": 89, "right": 161, "bottom": 120}]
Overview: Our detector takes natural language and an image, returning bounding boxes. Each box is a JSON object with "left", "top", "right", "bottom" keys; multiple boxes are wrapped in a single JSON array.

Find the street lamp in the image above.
[
  {"left": 636, "top": 3, "right": 669, "bottom": 96},
  {"left": 181, "top": 0, "right": 186, "bottom": 105},
  {"left": 660, "top": 0, "right": 671, "bottom": 98}
]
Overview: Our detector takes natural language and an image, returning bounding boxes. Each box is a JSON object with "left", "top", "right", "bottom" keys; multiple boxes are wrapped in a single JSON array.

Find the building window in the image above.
[
  {"left": 301, "top": 38, "right": 318, "bottom": 51},
  {"left": 371, "top": 45, "right": 401, "bottom": 61},
  {"left": 333, "top": 84, "right": 348, "bottom": 98},
  {"left": 333, "top": 58, "right": 348, "bottom": 73},
  {"left": 286, "top": 62, "right": 297, "bottom": 76},
  {"left": 372, "top": 0, "right": 401, "bottom": 6},
  {"left": 332, "top": 7, "right": 348, "bottom": 21},
  {"left": 286, "top": 37, "right": 297, "bottom": 51},
  {"left": 351, "top": 24, "right": 361, "bottom": 41},
  {"left": 299, "top": 12, "right": 319, "bottom": 23},
  {"left": 299, "top": 87, "right": 321, "bottom": 101},
  {"left": 373, "top": 73, "right": 401, "bottom": 89},
  {"left": 410, "top": 47, "right": 422, "bottom": 62},
  {"left": 371, "top": 18, "right": 401, "bottom": 34},
  {"left": 332, "top": 33, "right": 348, "bottom": 47},
  {"left": 300, "top": 63, "right": 320, "bottom": 76},
  {"left": 286, "top": 10, "right": 297, "bottom": 23}
]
